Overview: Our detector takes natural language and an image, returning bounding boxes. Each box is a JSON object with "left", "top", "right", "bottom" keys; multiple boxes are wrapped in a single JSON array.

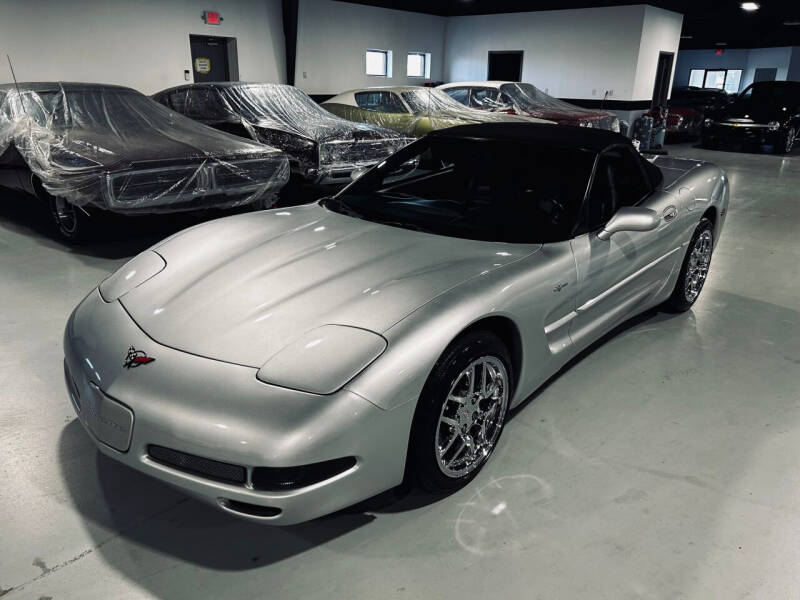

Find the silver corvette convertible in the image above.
[{"left": 64, "top": 123, "right": 728, "bottom": 524}]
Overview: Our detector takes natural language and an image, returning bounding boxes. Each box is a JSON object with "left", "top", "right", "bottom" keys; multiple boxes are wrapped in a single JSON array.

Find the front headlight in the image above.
[
  {"left": 578, "top": 120, "right": 594, "bottom": 128},
  {"left": 257, "top": 325, "right": 387, "bottom": 395},
  {"left": 704, "top": 118, "right": 714, "bottom": 128},
  {"left": 99, "top": 250, "right": 166, "bottom": 302},
  {"left": 767, "top": 121, "right": 781, "bottom": 131}
]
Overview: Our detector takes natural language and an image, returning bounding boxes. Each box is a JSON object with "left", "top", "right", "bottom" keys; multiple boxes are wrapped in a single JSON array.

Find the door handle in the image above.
[{"left": 662, "top": 206, "right": 678, "bottom": 222}]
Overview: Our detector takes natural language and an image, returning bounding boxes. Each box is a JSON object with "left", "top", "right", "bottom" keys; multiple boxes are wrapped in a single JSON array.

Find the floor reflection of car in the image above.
[
  {"left": 0, "top": 82, "right": 290, "bottom": 242},
  {"left": 322, "top": 86, "right": 553, "bottom": 137},
  {"left": 64, "top": 123, "right": 728, "bottom": 525},
  {"left": 153, "top": 83, "right": 411, "bottom": 189},
  {"left": 702, "top": 81, "right": 800, "bottom": 153},
  {"left": 438, "top": 81, "right": 620, "bottom": 132}
]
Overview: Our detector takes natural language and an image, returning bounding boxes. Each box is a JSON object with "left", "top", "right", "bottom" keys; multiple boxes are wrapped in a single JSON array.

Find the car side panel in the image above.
[
  {"left": 348, "top": 242, "right": 580, "bottom": 411},
  {"left": 568, "top": 189, "right": 687, "bottom": 348}
]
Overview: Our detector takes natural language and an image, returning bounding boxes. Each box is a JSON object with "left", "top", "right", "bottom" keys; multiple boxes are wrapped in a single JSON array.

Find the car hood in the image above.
[
  {"left": 719, "top": 100, "right": 782, "bottom": 124},
  {"left": 120, "top": 203, "right": 538, "bottom": 368},
  {"left": 58, "top": 125, "right": 275, "bottom": 171}
]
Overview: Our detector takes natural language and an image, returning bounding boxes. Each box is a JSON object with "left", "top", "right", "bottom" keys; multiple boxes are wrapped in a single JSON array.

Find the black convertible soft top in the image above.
[{"left": 430, "top": 122, "right": 631, "bottom": 153}]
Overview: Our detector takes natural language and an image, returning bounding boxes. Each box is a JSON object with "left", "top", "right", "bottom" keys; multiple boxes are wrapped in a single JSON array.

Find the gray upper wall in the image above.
[{"left": 0, "top": 0, "right": 285, "bottom": 95}]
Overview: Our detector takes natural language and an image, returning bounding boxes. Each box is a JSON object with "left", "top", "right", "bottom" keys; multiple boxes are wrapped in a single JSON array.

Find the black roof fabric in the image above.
[{"left": 429, "top": 122, "right": 630, "bottom": 153}]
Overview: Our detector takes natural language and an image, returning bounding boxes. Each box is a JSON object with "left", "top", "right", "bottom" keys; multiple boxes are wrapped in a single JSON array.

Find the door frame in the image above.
[
  {"left": 487, "top": 50, "right": 524, "bottom": 82},
  {"left": 651, "top": 51, "right": 675, "bottom": 109},
  {"left": 189, "top": 34, "right": 239, "bottom": 82}
]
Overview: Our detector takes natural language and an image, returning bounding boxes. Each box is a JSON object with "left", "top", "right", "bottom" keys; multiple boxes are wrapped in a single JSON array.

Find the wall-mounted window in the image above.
[
  {"left": 366, "top": 49, "right": 392, "bottom": 77},
  {"left": 688, "top": 68, "right": 743, "bottom": 93},
  {"left": 407, "top": 52, "right": 431, "bottom": 78}
]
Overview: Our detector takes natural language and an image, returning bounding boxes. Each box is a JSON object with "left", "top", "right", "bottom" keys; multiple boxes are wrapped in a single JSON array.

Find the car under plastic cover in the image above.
[
  {"left": 441, "top": 82, "right": 620, "bottom": 132},
  {"left": 0, "top": 82, "right": 290, "bottom": 212},
  {"left": 322, "top": 86, "right": 554, "bottom": 137},
  {"left": 153, "top": 83, "right": 413, "bottom": 183}
]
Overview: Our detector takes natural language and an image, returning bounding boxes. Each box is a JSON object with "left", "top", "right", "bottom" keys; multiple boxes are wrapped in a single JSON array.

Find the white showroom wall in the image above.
[
  {"left": 295, "top": 0, "right": 446, "bottom": 95},
  {"left": 443, "top": 5, "right": 682, "bottom": 102},
  {"left": 0, "top": 0, "right": 285, "bottom": 95}
]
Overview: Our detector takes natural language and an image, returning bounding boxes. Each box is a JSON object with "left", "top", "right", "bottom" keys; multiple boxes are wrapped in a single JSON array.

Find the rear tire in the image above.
[
  {"left": 662, "top": 217, "right": 714, "bottom": 313},
  {"left": 408, "top": 330, "right": 513, "bottom": 493}
]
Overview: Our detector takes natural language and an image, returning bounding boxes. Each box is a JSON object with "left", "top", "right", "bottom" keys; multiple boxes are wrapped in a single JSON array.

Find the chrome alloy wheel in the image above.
[
  {"left": 685, "top": 229, "right": 713, "bottom": 303},
  {"left": 52, "top": 197, "right": 79, "bottom": 235},
  {"left": 435, "top": 356, "right": 509, "bottom": 478},
  {"left": 786, "top": 128, "right": 796, "bottom": 153}
]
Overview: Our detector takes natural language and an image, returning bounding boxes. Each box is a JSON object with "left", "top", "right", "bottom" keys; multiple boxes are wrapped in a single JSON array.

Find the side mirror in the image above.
[
  {"left": 350, "top": 166, "right": 369, "bottom": 182},
  {"left": 597, "top": 206, "right": 660, "bottom": 241}
]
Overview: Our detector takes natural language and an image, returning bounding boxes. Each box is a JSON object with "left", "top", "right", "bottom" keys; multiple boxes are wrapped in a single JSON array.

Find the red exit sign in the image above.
[{"left": 203, "top": 10, "right": 222, "bottom": 25}]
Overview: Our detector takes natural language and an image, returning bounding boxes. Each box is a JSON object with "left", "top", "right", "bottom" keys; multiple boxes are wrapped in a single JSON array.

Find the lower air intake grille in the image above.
[{"left": 148, "top": 445, "right": 247, "bottom": 485}]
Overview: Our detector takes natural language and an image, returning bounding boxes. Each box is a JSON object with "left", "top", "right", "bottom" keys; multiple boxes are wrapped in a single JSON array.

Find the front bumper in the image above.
[
  {"left": 702, "top": 124, "right": 783, "bottom": 149},
  {"left": 63, "top": 289, "right": 414, "bottom": 524}
]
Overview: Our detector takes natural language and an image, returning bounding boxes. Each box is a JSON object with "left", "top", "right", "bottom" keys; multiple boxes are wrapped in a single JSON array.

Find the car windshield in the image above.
[
  {"left": 12, "top": 88, "right": 175, "bottom": 131},
  {"left": 217, "top": 84, "right": 330, "bottom": 123},
  {"left": 737, "top": 83, "right": 800, "bottom": 108},
  {"left": 400, "top": 89, "right": 471, "bottom": 114},
  {"left": 324, "top": 135, "right": 597, "bottom": 243}
]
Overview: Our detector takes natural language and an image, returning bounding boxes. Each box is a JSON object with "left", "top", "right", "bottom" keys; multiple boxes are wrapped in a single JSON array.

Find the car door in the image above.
[{"left": 568, "top": 145, "right": 684, "bottom": 348}]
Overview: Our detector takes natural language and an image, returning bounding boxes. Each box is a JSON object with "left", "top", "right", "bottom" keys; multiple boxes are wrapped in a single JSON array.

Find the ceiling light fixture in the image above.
[
  {"left": 740, "top": 2, "right": 760, "bottom": 11},
  {"left": 681, "top": 34, "right": 694, "bottom": 39},
  {"left": 716, "top": 42, "right": 729, "bottom": 46},
  {"left": 783, "top": 20, "right": 800, "bottom": 26}
]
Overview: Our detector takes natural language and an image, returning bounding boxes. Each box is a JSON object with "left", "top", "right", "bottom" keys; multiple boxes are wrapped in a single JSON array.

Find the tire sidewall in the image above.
[{"left": 409, "top": 330, "right": 513, "bottom": 492}]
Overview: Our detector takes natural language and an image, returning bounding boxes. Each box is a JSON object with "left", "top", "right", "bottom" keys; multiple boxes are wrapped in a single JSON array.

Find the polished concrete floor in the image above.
[{"left": 1, "top": 142, "right": 799, "bottom": 599}]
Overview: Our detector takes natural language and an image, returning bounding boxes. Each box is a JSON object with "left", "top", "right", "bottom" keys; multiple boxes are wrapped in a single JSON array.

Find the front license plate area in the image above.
[{"left": 79, "top": 383, "right": 134, "bottom": 452}]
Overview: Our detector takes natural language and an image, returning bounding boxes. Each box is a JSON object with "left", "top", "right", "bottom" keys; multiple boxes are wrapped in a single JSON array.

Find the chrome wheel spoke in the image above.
[
  {"left": 685, "top": 230, "right": 713, "bottom": 303},
  {"left": 435, "top": 355, "right": 509, "bottom": 478}
]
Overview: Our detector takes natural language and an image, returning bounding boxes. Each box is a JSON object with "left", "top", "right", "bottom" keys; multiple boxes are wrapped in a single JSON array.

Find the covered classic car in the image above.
[
  {"left": 702, "top": 81, "right": 800, "bottom": 154},
  {"left": 0, "top": 82, "right": 289, "bottom": 241},
  {"left": 321, "top": 86, "right": 553, "bottom": 137},
  {"left": 438, "top": 81, "right": 621, "bottom": 132},
  {"left": 153, "top": 83, "right": 412, "bottom": 186}
]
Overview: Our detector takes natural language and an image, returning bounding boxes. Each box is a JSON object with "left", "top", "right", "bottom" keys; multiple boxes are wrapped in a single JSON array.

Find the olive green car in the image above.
[{"left": 322, "top": 86, "right": 553, "bottom": 137}]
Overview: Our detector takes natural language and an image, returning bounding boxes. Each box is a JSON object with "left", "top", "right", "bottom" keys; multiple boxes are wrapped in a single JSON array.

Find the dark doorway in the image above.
[
  {"left": 488, "top": 51, "right": 523, "bottom": 82},
  {"left": 189, "top": 35, "right": 238, "bottom": 83},
  {"left": 753, "top": 67, "right": 778, "bottom": 83},
  {"left": 652, "top": 51, "right": 674, "bottom": 108}
]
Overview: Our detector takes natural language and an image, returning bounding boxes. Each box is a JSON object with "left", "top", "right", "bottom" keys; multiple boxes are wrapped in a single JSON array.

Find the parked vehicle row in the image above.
[
  {"left": 1, "top": 79, "right": 612, "bottom": 242},
  {"left": 0, "top": 82, "right": 290, "bottom": 241}
]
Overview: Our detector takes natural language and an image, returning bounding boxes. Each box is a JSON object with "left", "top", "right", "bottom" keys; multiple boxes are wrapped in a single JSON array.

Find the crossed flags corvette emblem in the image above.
[{"left": 124, "top": 346, "right": 156, "bottom": 369}]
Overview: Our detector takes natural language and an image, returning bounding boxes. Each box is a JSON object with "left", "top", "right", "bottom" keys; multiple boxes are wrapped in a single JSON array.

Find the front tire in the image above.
[
  {"left": 663, "top": 217, "right": 714, "bottom": 313},
  {"left": 408, "top": 330, "right": 513, "bottom": 493},
  {"left": 779, "top": 127, "right": 796, "bottom": 154},
  {"left": 47, "top": 196, "right": 95, "bottom": 243}
]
